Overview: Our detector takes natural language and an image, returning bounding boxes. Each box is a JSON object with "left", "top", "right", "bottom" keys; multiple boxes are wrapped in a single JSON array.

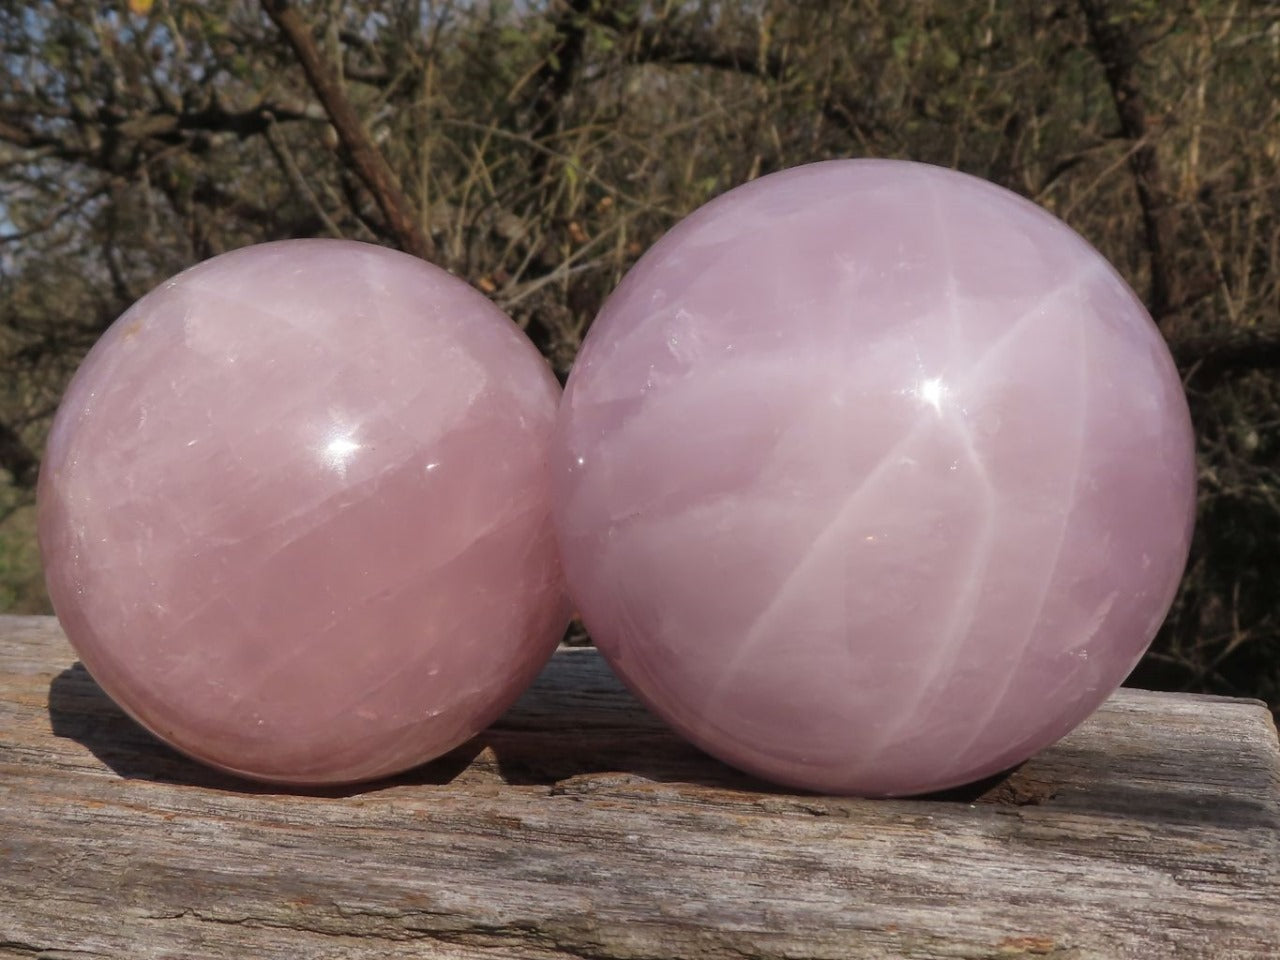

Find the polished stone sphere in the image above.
[
  {"left": 551, "top": 160, "right": 1196, "bottom": 796},
  {"left": 39, "top": 239, "right": 570, "bottom": 785}
]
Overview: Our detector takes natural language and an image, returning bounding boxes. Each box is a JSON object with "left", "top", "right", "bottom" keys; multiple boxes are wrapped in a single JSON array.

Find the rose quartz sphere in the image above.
[
  {"left": 39, "top": 239, "right": 570, "bottom": 785},
  {"left": 552, "top": 160, "right": 1196, "bottom": 797}
]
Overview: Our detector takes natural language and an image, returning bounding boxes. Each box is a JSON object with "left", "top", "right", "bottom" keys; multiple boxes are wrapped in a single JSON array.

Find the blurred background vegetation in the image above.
[{"left": 1, "top": 0, "right": 1278, "bottom": 711}]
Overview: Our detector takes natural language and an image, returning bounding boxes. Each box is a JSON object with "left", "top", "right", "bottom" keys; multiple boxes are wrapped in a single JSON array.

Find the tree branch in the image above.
[
  {"left": 1078, "top": 0, "right": 1177, "bottom": 322},
  {"left": 260, "top": 0, "right": 431, "bottom": 260},
  {"left": 0, "top": 99, "right": 324, "bottom": 163},
  {"left": 615, "top": 19, "right": 889, "bottom": 142},
  {"left": 531, "top": 0, "right": 595, "bottom": 145},
  {"left": 630, "top": 23, "right": 787, "bottom": 81},
  {"left": 1170, "top": 323, "right": 1280, "bottom": 383},
  {"left": 0, "top": 116, "right": 73, "bottom": 153}
]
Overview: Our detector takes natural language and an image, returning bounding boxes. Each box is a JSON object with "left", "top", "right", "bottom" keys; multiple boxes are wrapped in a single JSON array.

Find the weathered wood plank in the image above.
[{"left": 1, "top": 614, "right": 1277, "bottom": 959}]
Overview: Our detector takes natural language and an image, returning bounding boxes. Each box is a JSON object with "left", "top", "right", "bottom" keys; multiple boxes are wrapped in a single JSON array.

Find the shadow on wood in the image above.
[
  {"left": 44, "top": 651, "right": 1278, "bottom": 830},
  {"left": 43, "top": 657, "right": 804, "bottom": 797},
  {"left": 46, "top": 653, "right": 1031, "bottom": 804},
  {"left": 46, "top": 662, "right": 486, "bottom": 796}
]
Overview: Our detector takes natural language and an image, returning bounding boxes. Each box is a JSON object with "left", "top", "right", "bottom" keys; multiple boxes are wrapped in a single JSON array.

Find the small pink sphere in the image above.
[
  {"left": 39, "top": 239, "right": 570, "bottom": 785},
  {"left": 552, "top": 160, "right": 1196, "bottom": 796}
]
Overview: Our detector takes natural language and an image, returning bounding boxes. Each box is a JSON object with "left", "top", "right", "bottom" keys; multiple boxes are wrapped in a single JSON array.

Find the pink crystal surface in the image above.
[
  {"left": 552, "top": 160, "right": 1196, "bottom": 797},
  {"left": 39, "top": 239, "right": 570, "bottom": 785}
]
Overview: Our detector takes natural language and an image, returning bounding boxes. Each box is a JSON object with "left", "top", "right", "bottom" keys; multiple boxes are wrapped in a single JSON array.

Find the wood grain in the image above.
[{"left": 1, "top": 614, "right": 1277, "bottom": 959}]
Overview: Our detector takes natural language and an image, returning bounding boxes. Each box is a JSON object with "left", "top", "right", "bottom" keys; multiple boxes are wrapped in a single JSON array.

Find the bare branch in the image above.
[
  {"left": 1170, "top": 323, "right": 1280, "bottom": 383},
  {"left": 260, "top": 0, "right": 431, "bottom": 260},
  {"left": 630, "top": 23, "right": 787, "bottom": 81},
  {"left": 1078, "top": 0, "right": 1179, "bottom": 322},
  {"left": 264, "top": 114, "right": 345, "bottom": 238}
]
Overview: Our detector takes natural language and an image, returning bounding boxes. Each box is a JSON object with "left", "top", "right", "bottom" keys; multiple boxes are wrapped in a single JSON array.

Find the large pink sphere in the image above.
[
  {"left": 39, "top": 239, "right": 570, "bottom": 785},
  {"left": 552, "top": 160, "right": 1196, "bottom": 797}
]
